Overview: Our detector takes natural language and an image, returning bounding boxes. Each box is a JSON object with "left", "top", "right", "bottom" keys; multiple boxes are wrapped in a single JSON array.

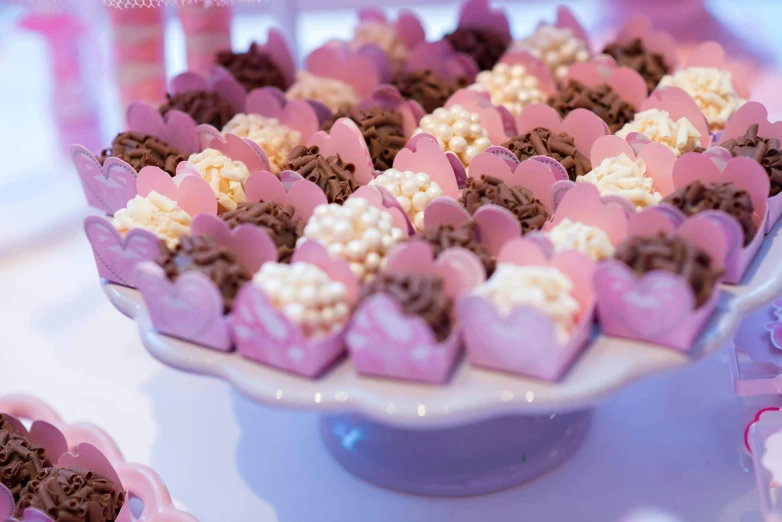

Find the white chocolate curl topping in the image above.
[
  {"left": 547, "top": 218, "right": 615, "bottom": 261},
  {"left": 475, "top": 63, "right": 547, "bottom": 117},
  {"left": 350, "top": 20, "right": 407, "bottom": 71},
  {"left": 576, "top": 153, "right": 662, "bottom": 210},
  {"left": 222, "top": 114, "right": 301, "bottom": 172},
  {"left": 187, "top": 148, "right": 251, "bottom": 212},
  {"left": 658, "top": 67, "right": 746, "bottom": 131},
  {"left": 369, "top": 169, "right": 444, "bottom": 231},
  {"left": 111, "top": 191, "right": 192, "bottom": 249},
  {"left": 299, "top": 197, "right": 405, "bottom": 282},
  {"left": 253, "top": 261, "right": 350, "bottom": 338},
  {"left": 286, "top": 71, "right": 361, "bottom": 113},
  {"left": 414, "top": 104, "right": 491, "bottom": 166},
  {"left": 472, "top": 264, "right": 581, "bottom": 341},
  {"left": 616, "top": 108, "right": 702, "bottom": 157},
  {"left": 512, "top": 25, "right": 590, "bottom": 80}
]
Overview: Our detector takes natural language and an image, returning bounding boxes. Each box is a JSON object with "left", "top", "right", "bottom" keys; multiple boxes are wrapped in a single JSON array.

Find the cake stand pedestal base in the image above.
[{"left": 320, "top": 409, "right": 592, "bottom": 497}]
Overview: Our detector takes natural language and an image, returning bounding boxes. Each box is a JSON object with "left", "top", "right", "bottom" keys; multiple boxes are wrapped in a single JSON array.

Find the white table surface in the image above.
[{"left": 2, "top": 1, "right": 781, "bottom": 520}]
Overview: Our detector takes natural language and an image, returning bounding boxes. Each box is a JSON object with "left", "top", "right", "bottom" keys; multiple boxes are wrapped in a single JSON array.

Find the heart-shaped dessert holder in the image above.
[
  {"left": 594, "top": 207, "right": 730, "bottom": 351},
  {"left": 498, "top": 50, "right": 558, "bottom": 98},
  {"left": 454, "top": 0, "right": 511, "bottom": 47},
  {"left": 665, "top": 152, "right": 769, "bottom": 283},
  {"left": 305, "top": 41, "right": 389, "bottom": 98},
  {"left": 0, "top": 395, "right": 196, "bottom": 522},
  {"left": 403, "top": 40, "right": 479, "bottom": 87},
  {"left": 610, "top": 14, "right": 678, "bottom": 72},
  {"left": 564, "top": 58, "right": 649, "bottom": 111},
  {"left": 230, "top": 241, "right": 360, "bottom": 378},
  {"left": 458, "top": 238, "right": 596, "bottom": 381},
  {"left": 445, "top": 88, "right": 517, "bottom": 144},
  {"left": 722, "top": 102, "right": 782, "bottom": 233},
  {"left": 84, "top": 166, "right": 217, "bottom": 288},
  {"left": 307, "top": 117, "right": 376, "bottom": 186},
  {"left": 395, "top": 133, "right": 464, "bottom": 197},
  {"left": 640, "top": 86, "right": 712, "bottom": 149},
  {"left": 356, "top": 7, "right": 426, "bottom": 57},
  {"left": 524, "top": 6, "right": 590, "bottom": 55},
  {"left": 683, "top": 40, "right": 750, "bottom": 101},
  {"left": 357, "top": 84, "right": 424, "bottom": 142},
  {"left": 346, "top": 241, "right": 486, "bottom": 384}
]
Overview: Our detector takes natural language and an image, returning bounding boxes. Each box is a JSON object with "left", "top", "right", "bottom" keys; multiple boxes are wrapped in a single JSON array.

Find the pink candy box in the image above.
[
  {"left": 306, "top": 41, "right": 389, "bottom": 98},
  {"left": 84, "top": 166, "right": 216, "bottom": 288},
  {"left": 230, "top": 241, "right": 360, "bottom": 378},
  {"left": 663, "top": 151, "right": 769, "bottom": 283},
  {"left": 639, "top": 86, "right": 712, "bottom": 149},
  {"left": 611, "top": 14, "right": 678, "bottom": 72},
  {"left": 459, "top": 238, "right": 596, "bottom": 381},
  {"left": 565, "top": 58, "right": 648, "bottom": 109},
  {"left": 0, "top": 395, "right": 196, "bottom": 522},
  {"left": 594, "top": 208, "right": 730, "bottom": 351},
  {"left": 445, "top": 88, "right": 516, "bottom": 144},
  {"left": 722, "top": 102, "right": 782, "bottom": 233},
  {"left": 396, "top": 133, "right": 465, "bottom": 196},
  {"left": 403, "top": 40, "right": 479, "bottom": 85},
  {"left": 346, "top": 240, "right": 486, "bottom": 384}
]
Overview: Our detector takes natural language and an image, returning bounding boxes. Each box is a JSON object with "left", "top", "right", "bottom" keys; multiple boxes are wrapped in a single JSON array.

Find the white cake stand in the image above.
[{"left": 103, "top": 219, "right": 782, "bottom": 497}]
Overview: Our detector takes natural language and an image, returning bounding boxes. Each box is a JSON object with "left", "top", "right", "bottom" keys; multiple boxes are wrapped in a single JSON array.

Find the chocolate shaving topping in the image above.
[
  {"left": 16, "top": 466, "right": 126, "bottom": 522},
  {"left": 392, "top": 70, "right": 469, "bottom": 114},
  {"left": 721, "top": 123, "right": 782, "bottom": 197},
  {"left": 322, "top": 107, "right": 407, "bottom": 171},
  {"left": 360, "top": 272, "right": 453, "bottom": 341},
  {"left": 459, "top": 175, "right": 549, "bottom": 234},
  {"left": 602, "top": 38, "right": 670, "bottom": 92},
  {"left": 662, "top": 180, "right": 757, "bottom": 247},
  {"left": 99, "top": 131, "right": 185, "bottom": 177},
  {"left": 159, "top": 90, "right": 237, "bottom": 129},
  {"left": 0, "top": 415, "right": 52, "bottom": 501},
  {"left": 443, "top": 27, "right": 508, "bottom": 71},
  {"left": 283, "top": 145, "right": 359, "bottom": 204},
  {"left": 155, "top": 235, "right": 252, "bottom": 312},
  {"left": 614, "top": 233, "right": 722, "bottom": 307},
  {"left": 415, "top": 222, "right": 496, "bottom": 276},
  {"left": 502, "top": 127, "right": 591, "bottom": 181},
  {"left": 215, "top": 43, "right": 288, "bottom": 91},
  {"left": 222, "top": 201, "right": 304, "bottom": 263},
  {"left": 548, "top": 80, "right": 636, "bottom": 134}
]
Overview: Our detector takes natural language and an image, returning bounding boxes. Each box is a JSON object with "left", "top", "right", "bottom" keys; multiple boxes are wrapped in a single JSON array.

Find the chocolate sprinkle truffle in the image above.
[
  {"left": 283, "top": 145, "right": 360, "bottom": 204},
  {"left": 502, "top": 128, "right": 592, "bottom": 181},
  {"left": 662, "top": 180, "right": 757, "bottom": 246},
  {"left": 614, "top": 233, "right": 721, "bottom": 307},
  {"left": 155, "top": 235, "right": 252, "bottom": 312},
  {"left": 323, "top": 107, "right": 407, "bottom": 171},
  {"left": 416, "top": 222, "right": 496, "bottom": 276},
  {"left": 0, "top": 416, "right": 52, "bottom": 500},
  {"left": 222, "top": 201, "right": 304, "bottom": 263},
  {"left": 216, "top": 43, "right": 288, "bottom": 91},
  {"left": 16, "top": 467, "right": 126, "bottom": 522},
  {"left": 159, "top": 90, "right": 237, "bottom": 129},
  {"left": 443, "top": 27, "right": 508, "bottom": 71},
  {"left": 548, "top": 80, "right": 636, "bottom": 134},
  {"left": 460, "top": 176, "right": 549, "bottom": 234},
  {"left": 392, "top": 70, "right": 467, "bottom": 114},
  {"left": 602, "top": 38, "right": 670, "bottom": 92},
  {"left": 361, "top": 272, "right": 453, "bottom": 341},
  {"left": 99, "top": 132, "right": 185, "bottom": 177},
  {"left": 721, "top": 123, "right": 782, "bottom": 197}
]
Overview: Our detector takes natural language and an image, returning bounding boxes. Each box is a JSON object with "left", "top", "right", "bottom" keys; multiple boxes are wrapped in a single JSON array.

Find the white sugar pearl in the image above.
[
  {"left": 328, "top": 242, "right": 345, "bottom": 257},
  {"left": 474, "top": 136, "right": 491, "bottom": 151},
  {"left": 320, "top": 307, "right": 336, "bottom": 326},
  {"left": 411, "top": 191, "right": 429, "bottom": 211},
  {"left": 469, "top": 123, "right": 484, "bottom": 137},
  {"left": 333, "top": 302, "right": 349, "bottom": 321},
  {"left": 278, "top": 286, "right": 296, "bottom": 304},
  {"left": 426, "top": 185, "right": 443, "bottom": 198},
  {"left": 319, "top": 216, "right": 335, "bottom": 232},
  {"left": 381, "top": 235, "right": 396, "bottom": 251},
  {"left": 421, "top": 120, "right": 436, "bottom": 134},
  {"left": 362, "top": 228, "right": 382, "bottom": 250},
  {"left": 448, "top": 135, "right": 468, "bottom": 153},
  {"left": 415, "top": 172, "right": 431, "bottom": 186},
  {"left": 314, "top": 205, "right": 329, "bottom": 218},
  {"left": 364, "top": 251, "right": 381, "bottom": 272},
  {"left": 391, "top": 228, "right": 404, "bottom": 241},
  {"left": 433, "top": 108, "right": 451, "bottom": 122},
  {"left": 303, "top": 309, "right": 320, "bottom": 328},
  {"left": 464, "top": 145, "right": 479, "bottom": 164},
  {"left": 284, "top": 303, "right": 305, "bottom": 323},
  {"left": 414, "top": 212, "right": 425, "bottom": 230},
  {"left": 401, "top": 179, "right": 419, "bottom": 197},
  {"left": 327, "top": 282, "right": 347, "bottom": 302},
  {"left": 359, "top": 210, "right": 378, "bottom": 228},
  {"left": 349, "top": 262, "right": 366, "bottom": 280},
  {"left": 332, "top": 219, "right": 354, "bottom": 242},
  {"left": 397, "top": 196, "right": 412, "bottom": 213},
  {"left": 452, "top": 120, "right": 470, "bottom": 137},
  {"left": 345, "top": 197, "right": 368, "bottom": 212},
  {"left": 346, "top": 240, "right": 366, "bottom": 260},
  {"left": 297, "top": 285, "right": 318, "bottom": 303},
  {"left": 436, "top": 123, "right": 454, "bottom": 142}
]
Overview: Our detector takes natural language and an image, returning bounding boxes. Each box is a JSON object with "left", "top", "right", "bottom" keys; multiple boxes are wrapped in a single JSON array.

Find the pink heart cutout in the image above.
[
  {"left": 71, "top": 146, "right": 137, "bottom": 215},
  {"left": 84, "top": 216, "right": 160, "bottom": 287}
]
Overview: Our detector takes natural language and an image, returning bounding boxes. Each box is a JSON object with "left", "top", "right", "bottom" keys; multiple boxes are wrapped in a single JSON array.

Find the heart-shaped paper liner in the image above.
[
  {"left": 610, "top": 14, "right": 677, "bottom": 72},
  {"left": 721, "top": 102, "right": 782, "bottom": 233},
  {"left": 71, "top": 147, "right": 139, "bottom": 215},
  {"left": 565, "top": 59, "right": 648, "bottom": 109},
  {"left": 551, "top": 6, "right": 590, "bottom": 51},
  {"left": 454, "top": 0, "right": 512, "bottom": 45},
  {"left": 170, "top": 68, "right": 245, "bottom": 116},
  {"left": 498, "top": 50, "right": 558, "bottom": 96},
  {"left": 307, "top": 117, "right": 375, "bottom": 186},
  {"left": 84, "top": 216, "right": 160, "bottom": 288},
  {"left": 445, "top": 88, "right": 515, "bottom": 144},
  {"left": 666, "top": 152, "right": 769, "bottom": 283},
  {"left": 0, "top": 395, "right": 197, "bottom": 522},
  {"left": 356, "top": 7, "right": 426, "bottom": 52},
  {"left": 682, "top": 41, "right": 750, "bottom": 100},
  {"left": 403, "top": 40, "right": 479, "bottom": 83},
  {"left": 136, "top": 166, "right": 217, "bottom": 217},
  {"left": 594, "top": 209, "right": 730, "bottom": 351},
  {"left": 734, "top": 298, "right": 782, "bottom": 367},
  {"left": 125, "top": 102, "right": 201, "bottom": 156},
  {"left": 515, "top": 103, "right": 610, "bottom": 166},
  {"left": 188, "top": 130, "right": 271, "bottom": 174},
  {"left": 639, "top": 86, "right": 712, "bottom": 149},
  {"left": 305, "top": 41, "right": 387, "bottom": 98},
  {"left": 345, "top": 240, "right": 485, "bottom": 383},
  {"left": 458, "top": 237, "right": 596, "bottom": 381},
  {"left": 392, "top": 133, "right": 462, "bottom": 198},
  {"left": 190, "top": 214, "right": 278, "bottom": 273},
  {"left": 404, "top": 133, "right": 467, "bottom": 189},
  {"left": 245, "top": 170, "right": 328, "bottom": 223},
  {"left": 356, "top": 84, "right": 423, "bottom": 140},
  {"left": 349, "top": 185, "right": 414, "bottom": 237},
  {"left": 229, "top": 241, "right": 360, "bottom": 378},
  {"left": 245, "top": 87, "right": 321, "bottom": 143}
]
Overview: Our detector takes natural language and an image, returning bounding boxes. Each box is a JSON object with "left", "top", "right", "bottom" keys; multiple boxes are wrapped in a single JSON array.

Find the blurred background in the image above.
[{"left": 1, "top": 0, "right": 780, "bottom": 520}]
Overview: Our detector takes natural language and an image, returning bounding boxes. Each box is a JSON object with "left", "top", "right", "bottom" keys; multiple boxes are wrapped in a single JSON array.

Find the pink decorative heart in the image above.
[
  {"left": 84, "top": 217, "right": 159, "bottom": 287},
  {"left": 244, "top": 171, "right": 327, "bottom": 222},
  {"left": 308, "top": 118, "right": 375, "bottom": 185},
  {"left": 71, "top": 146, "right": 137, "bottom": 215},
  {"left": 190, "top": 214, "right": 277, "bottom": 271},
  {"left": 126, "top": 102, "right": 199, "bottom": 155}
]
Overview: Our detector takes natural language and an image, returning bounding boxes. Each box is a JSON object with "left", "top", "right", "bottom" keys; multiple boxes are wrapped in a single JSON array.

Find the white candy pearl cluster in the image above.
[
  {"left": 253, "top": 262, "right": 350, "bottom": 338},
  {"left": 299, "top": 197, "right": 405, "bottom": 282},
  {"left": 475, "top": 63, "right": 548, "bottom": 117},
  {"left": 513, "top": 25, "right": 590, "bottom": 80},
  {"left": 369, "top": 169, "right": 444, "bottom": 231},
  {"left": 414, "top": 104, "right": 491, "bottom": 166}
]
